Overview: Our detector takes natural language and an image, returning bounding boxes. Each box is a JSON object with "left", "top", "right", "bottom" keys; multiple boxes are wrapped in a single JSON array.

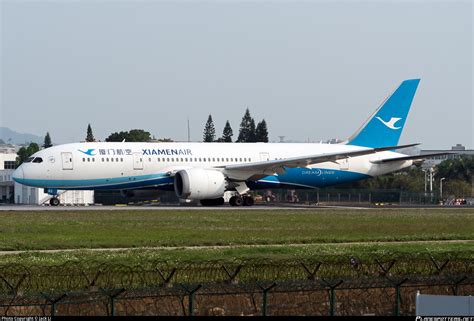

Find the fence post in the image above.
[
  {"left": 259, "top": 283, "right": 277, "bottom": 316},
  {"left": 180, "top": 284, "right": 202, "bottom": 316},
  {"left": 321, "top": 279, "right": 343, "bottom": 316},
  {"left": 41, "top": 293, "right": 67, "bottom": 317},
  {"left": 452, "top": 276, "right": 467, "bottom": 296},
  {"left": 101, "top": 288, "right": 126, "bottom": 316},
  {"left": 394, "top": 278, "right": 408, "bottom": 316}
]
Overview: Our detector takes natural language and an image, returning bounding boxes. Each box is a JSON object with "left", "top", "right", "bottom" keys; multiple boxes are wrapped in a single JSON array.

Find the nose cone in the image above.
[{"left": 12, "top": 167, "right": 24, "bottom": 183}]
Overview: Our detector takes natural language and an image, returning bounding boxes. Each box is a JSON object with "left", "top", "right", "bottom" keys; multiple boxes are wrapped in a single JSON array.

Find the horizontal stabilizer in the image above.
[{"left": 370, "top": 152, "right": 455, "bottom": 164}]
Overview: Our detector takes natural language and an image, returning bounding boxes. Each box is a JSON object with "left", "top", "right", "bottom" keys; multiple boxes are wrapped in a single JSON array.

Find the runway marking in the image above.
[{"left": 0, "top": 239, "right": 471, "bottom": 255}]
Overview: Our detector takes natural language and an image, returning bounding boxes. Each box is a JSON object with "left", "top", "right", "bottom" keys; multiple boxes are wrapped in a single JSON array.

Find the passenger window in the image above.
[
  {"left": 111, "top": 158, "right": 114, "bottom": 162},
  {"left": 83, "top": 158, "right": 85, "bottom": 162},
  {"left": 92, "top": 158, "right": 95, "bottom": 162},
  {"left": 102, "top": 158, "right": 104, "bottom": 162},
  {"left": 172, "top": 158, "right": 174, "bottom": 162},
  {"left": 121, "top": 158, "right": 123, "bottom": 162},
  {"left": 87, "top": 158, "right": 90, "bottom": 162},
  {"left": 185, "top": 158, "right": 188, "bottom": 162},
  {"left": 203, "top": 158, "right": 206, "bottom": 162},
  {"left": 199, "top": 158, "right": 202, "bottom": 162},
  {"left": 106, "top": 158, "right": 109, "bottom": 162},
  {"left": 239, "top": 158, "right": 242, "bottom": 162},
  {"left": 167, "top": 158, "right": 170, "bottom": 162},
  {"left": 181, "top": 158, "right": 184, "bottom": 162},
  {"left": 117, "top": 158, "right": 119, "bottom": 162}
]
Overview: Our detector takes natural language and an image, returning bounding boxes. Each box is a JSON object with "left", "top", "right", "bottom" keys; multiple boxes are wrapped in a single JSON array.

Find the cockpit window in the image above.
[
  {"left": 24, "top": 157, "right": 35, "bottom": 163},
  {"left": 32, "top": 157, "right": 43, "bottom": 163}
]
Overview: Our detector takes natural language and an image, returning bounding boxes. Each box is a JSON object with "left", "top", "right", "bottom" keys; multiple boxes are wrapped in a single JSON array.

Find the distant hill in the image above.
[{"left": 0, "top": 127, "right": 42, "bottom": 145}]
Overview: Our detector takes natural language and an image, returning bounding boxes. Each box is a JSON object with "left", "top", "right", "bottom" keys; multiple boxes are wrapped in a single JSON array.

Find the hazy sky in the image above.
[{"left": 1, "top": 0, "right": 472, "bottom": 149}]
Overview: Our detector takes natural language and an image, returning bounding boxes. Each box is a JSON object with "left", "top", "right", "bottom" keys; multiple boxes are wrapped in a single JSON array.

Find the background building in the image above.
[
  {"left": 0, "top": 144, "right": 17, "bottom": 202},
  {"left": 420, "top": 144, "right": 474, "bottom": 168}
]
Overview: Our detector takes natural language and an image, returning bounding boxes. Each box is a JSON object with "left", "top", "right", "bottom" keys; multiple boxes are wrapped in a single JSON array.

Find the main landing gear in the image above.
[
  {"left": 49, "top": 197, "right": 60, "bottom": 206},
  {"left": 229, "top": 195, "right": 254, "bottom": 207}
]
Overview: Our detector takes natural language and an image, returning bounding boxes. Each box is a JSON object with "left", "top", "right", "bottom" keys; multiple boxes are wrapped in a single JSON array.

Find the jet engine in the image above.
[{"left": 174, "top": 168, "right": 227, "bottom": 200}]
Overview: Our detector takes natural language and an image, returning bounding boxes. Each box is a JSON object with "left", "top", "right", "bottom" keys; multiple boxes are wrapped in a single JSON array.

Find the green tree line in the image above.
[{"left": 203, "top": 108, "right": 268, "bottom": 143}]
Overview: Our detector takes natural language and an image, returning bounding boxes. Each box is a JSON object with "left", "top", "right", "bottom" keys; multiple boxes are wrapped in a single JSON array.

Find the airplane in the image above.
[{"left": 12, "top": 78, "right": 449, "bottom": 206}]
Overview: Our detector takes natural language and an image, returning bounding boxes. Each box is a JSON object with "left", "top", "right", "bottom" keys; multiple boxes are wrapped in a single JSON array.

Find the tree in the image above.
[
  {"left": 16, "top": 142, "right": 40, "bottom": 166},
  {"left": 203, "top": 114, "right": 216, "bottom": 142},
  {"left": 221, "top": 120, "right": 233, "bottom": 142},
  {"left": 43, "top": 132, "right": 52, "bottom": 148},
  {"left": 255, "top": 119, "right": 269, "bottom": 143},
  {"left": 105, "top": 129, "right": 152, "bottom": 142},
  {"left": 237, "top": 108, "right": 256, "bottom": 142},
  {"left": 436, "top": 156, "right": 474, "bottom": 182},
  {"left": 85, "top": 124, "right": 95, "bottom": 142}
]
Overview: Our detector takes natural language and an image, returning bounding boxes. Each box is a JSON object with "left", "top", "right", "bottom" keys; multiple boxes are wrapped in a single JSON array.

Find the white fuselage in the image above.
[{"left": 13, "top": 142, "right": 412, "bottom": 192}]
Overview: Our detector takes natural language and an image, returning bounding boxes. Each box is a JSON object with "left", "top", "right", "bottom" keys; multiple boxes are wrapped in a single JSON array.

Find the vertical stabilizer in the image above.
[{"left": 347, "top": 79, "right": 420, "bottom": 148}]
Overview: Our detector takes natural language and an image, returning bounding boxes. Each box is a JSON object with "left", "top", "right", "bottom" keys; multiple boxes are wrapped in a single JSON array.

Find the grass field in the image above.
[{"left": 0, "top": 208, "right": 473, "bottom": 265}]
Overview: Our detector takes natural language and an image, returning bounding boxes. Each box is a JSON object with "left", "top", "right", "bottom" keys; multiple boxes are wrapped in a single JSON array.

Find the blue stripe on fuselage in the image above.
[
  {"left": 13, "top": 173, "right": 173, "bottom": 190},
  {"left": 15, "top": 168, "right": 370, "bottom": 191}
]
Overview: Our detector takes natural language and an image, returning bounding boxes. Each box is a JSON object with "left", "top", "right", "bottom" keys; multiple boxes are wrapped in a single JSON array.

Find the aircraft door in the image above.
[
  {"left": 61, "top": 152, "right": 73, "bottom": 170},
  {"left": 259, "top": 152, "right": 270, "bottom": 161},
  {"left": 133, "top": 153, "right": 144, "bottom": 170}
]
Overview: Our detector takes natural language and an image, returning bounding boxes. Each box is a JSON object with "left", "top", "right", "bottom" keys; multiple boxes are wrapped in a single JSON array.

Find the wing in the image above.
[
  {"left": 370, "top": 152, "right": 455, "bottom": 164},
  {"left": 219, "top": 143, "right": 419, "bottom": 181}
]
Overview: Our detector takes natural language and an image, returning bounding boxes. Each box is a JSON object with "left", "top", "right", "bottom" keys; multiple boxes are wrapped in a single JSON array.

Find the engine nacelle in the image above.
[{"left": 174, "top": 168, "right": 227, "bottom": 200}]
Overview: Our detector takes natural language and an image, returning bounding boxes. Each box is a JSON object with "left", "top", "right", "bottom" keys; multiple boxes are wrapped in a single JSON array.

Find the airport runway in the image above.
[
  {"left": 0, "top": 204, "right": 375, "bottom": 211},
  {"left": 0, "top": 204, "right": 472, "bottom": 211}
]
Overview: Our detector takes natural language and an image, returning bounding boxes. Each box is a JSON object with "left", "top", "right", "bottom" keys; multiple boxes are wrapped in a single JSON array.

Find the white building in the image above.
[
  {"left": 14, "top": 182, "right": 94, "bottom": 205},
  {"left": 0, "top": 145, "right": 17, "bottom": 203}
]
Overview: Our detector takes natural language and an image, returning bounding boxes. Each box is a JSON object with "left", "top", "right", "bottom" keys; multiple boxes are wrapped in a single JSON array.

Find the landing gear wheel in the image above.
[
  {"left": 230, "top": 196, "right": 243, "bottom": 206},
  {"left": 50, "top": 197, "right": 60, "bottom": 206},
  {"left": 234, "top": 196, "right": 243, "bottom": 206},
  {"left": 243, "top": 196, "right": 254, "bottom": 207}
]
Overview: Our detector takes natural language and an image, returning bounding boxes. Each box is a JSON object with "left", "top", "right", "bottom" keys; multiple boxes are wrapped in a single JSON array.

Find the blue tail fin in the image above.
[{"left": 347, "top": 79, "right": 420, "bottom": 148}]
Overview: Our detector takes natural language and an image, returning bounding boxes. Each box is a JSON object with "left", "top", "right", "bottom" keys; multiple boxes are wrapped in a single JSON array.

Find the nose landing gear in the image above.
[{"left": 49, "top": 197, "right": 60, "bottom": 206}]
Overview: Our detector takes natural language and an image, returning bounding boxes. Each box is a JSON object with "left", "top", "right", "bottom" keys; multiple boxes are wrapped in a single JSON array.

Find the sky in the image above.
[{"left": 1, "top": 0, "right": 472, "bottom": 149}]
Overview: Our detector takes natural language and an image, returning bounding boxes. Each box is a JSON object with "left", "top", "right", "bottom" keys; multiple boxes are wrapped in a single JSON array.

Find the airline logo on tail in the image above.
[{"left": 375, "top": 117, "right": 403, "bottom": 130}]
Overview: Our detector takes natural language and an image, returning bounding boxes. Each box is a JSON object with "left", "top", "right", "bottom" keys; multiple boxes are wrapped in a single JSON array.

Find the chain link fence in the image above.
[{"left": 1, "top": 254, "right": 472, "bottom": 316}]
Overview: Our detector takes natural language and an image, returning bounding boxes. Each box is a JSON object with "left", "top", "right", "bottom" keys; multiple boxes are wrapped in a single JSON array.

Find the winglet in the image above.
[{"left": 347, "top": 79, "right": 420, "bottom": 148}]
